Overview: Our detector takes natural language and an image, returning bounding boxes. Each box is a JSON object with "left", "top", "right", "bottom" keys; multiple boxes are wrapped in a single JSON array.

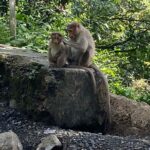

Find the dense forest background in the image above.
[{"left": 0, "top": 0, "right": 149, "bottom": 104}]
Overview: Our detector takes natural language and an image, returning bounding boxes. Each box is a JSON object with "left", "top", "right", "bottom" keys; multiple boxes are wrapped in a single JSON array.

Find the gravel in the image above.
[{"left": 0, "top": 102, "right": 150, "bottom": 150}]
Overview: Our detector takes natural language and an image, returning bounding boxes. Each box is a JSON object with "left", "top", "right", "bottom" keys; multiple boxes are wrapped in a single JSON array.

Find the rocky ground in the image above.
[{"left": 0, "top": 102, "right": 150, "bottom": 150}]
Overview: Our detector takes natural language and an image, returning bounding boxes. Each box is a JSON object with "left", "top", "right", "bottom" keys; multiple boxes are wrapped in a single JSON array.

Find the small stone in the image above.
[
  {"left": 36, "top": 135, "right": 62, "bottom": 150},
  {"left": 0, "top": 131, "right": 23, "bottom": 150}
]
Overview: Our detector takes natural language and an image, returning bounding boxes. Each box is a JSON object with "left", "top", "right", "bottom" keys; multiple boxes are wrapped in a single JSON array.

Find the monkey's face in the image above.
[
  {"left": 51, "top": 33, "right": 63, "bottom": 44},
  {"left": 67, "top": 23, "right": 80, "bottom": 40}
]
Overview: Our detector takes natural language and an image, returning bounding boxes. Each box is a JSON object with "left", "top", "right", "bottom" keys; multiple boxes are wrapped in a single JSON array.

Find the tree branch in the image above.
[{"left": 96, "top": 37, "right": 132, "bottom": 50}]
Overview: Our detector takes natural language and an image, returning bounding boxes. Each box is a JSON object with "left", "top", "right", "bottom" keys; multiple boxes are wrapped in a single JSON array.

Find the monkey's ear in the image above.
[
  {"left": 50, "top": 32, "right": 56, "bottom": 38},
  {"left": 51, "top": 32, "right": 55, "bottom": 36},
  {"left": 58, "top": 33, "right": 63, "bottom": 37}
]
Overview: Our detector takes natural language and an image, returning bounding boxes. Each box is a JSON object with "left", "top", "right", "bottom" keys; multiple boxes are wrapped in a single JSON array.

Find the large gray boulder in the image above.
[
  {"left": 110, "top": 94, "right": 150, "bottom": 136},
  {"left": 0, "top": 48, "right": 110, "bottom": 133}
]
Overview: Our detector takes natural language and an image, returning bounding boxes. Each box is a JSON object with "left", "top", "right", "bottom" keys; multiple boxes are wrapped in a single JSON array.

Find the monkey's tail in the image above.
[
  {"left": 90, "top": 63, "right": 111, "bottom": 134},
  {"left": 67, "top": 65, "right": 97, "bottom": 94},
  {"left": 97, "top": 76, "right": 111, "bottom": 134},
  {"left": 82, "top": 67, "right": 97, "bottom": 95}
]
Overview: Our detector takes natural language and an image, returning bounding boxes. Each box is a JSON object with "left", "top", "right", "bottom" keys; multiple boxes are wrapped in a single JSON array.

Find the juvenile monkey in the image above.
[
  {"left": 48, "top": 32, "right": 68, "bottom": 67},
  {"left": 65, "top": 22, "right": 111, "bottom": 134}
]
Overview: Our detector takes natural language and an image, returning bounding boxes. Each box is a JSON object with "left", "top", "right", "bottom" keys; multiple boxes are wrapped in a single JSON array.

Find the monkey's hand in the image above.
[
  {"left": 63, "top": 39, "right": 70, "bottom": 45},
  {"left": 49, "top": 62, "right": 56, "bottom": 68},
  {"left": 63, "top": 38, "right": 86, "bottom": 52},
  {"left": 63, "top": 39, "right": 76, "bottom": 47}
]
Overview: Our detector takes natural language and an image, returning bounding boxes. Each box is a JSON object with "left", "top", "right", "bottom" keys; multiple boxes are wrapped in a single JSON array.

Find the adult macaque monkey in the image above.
[
  {"left": 64, "top": 22, "right": 95, "bottom": 66},
  {"left": 48, "top": 32, "right": 68, "bottom": 67},
  {"left": 64, "top": 22, "right": 97, "bottom": 93},
  {"left": 64, "top": 22, "right": 111, "bottom": 134}
]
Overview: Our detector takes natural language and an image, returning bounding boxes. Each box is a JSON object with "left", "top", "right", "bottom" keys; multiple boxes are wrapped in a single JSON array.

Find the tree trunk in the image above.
[{"left": 9, "top": 0, "right": 16, "bottom": 39}]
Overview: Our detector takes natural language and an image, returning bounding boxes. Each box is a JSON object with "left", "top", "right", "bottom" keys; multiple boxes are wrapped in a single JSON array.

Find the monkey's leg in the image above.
[
  {"left": 49, "top": 59, "right": 57, "bottom": 67},
  {"left": 57, "top": 53, "right": 67, "bottom": 67},
  {"left": 49, "top": 62, "right": 56, "bottom": 67},
  {"left": 79, "top": 50, "right": 91, "bottom": 67}
]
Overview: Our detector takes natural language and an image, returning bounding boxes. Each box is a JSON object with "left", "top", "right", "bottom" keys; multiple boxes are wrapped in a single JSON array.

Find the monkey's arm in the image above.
[
  {"left": 63, "top": 38, "right": 88, "bottom": 53},
  {"left": 48, "top": 41, "right": 54, "bottom": 63},
  {"left": 48, "top": 49, "right": 53, "bottom": 62},
  {"left": 48, "top": 48, "right": 57, "bottom": 67}
]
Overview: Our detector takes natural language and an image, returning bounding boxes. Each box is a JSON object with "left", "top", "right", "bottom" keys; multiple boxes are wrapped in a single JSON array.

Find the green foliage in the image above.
[
  {"left": 0, "top": 1, "right": 73, "bottom": 52},
  {"left": 0, "top": 18, "right": 10, "bottom": 43},
  {"left": 94, "top": 49, "right": 150, "bottom": 104},
  {"left": 0, "top": 0, "right": 149, "bottom": 104},
  {"left": 110, "top": 79, "right": 150, "bottom": 104}
]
